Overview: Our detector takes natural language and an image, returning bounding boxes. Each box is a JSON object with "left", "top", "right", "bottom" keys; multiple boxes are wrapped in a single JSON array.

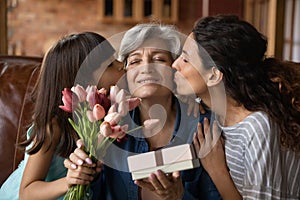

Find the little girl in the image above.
[{"left": 0, "top": 32, "right": 124, "bottom": 199}]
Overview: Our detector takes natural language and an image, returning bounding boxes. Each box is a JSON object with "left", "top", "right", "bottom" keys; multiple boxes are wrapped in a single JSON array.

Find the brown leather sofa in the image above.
[{"left": 0, "top": 55, "right": 42, "bottom": 187}]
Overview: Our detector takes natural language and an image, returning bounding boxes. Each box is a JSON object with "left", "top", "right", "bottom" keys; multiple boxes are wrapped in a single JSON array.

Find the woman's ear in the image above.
[{"left": 206, "top": 67, "right": 223, "bottom": 87}]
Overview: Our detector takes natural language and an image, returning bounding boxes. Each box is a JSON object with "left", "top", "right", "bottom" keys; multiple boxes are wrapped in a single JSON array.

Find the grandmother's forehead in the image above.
[{"left": 138, "top": 38, "right": 169, "bottom": 49}]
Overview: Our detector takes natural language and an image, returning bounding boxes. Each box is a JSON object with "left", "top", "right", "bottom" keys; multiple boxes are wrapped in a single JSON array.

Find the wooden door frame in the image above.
[{"left": 0, "top": 0, "right": 8, "bottom": 55}]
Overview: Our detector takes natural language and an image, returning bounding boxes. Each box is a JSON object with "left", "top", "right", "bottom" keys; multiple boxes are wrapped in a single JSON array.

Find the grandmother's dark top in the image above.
[{"left": 91, "top": 96, "right": 221, "bottom": 200}]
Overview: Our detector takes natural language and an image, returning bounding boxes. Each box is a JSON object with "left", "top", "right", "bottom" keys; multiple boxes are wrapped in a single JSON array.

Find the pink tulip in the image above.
[
  {"left": 100, "top": 122, "right": 127, "bottom": 142},
  {"left": 117, "top": 101, "right": 129, "bottom": 117},
  {"left": 99, "top": 88, "right": 107, "bottom": 95},
  {"left": 86, "top": 85, "right": 98, "bottom": 106},
  {"left": 104, "top": 112, "right": 122, "bottom": 126},
  {"left": 127, "top": 97, "right": 141, "bottom": 111},
  {"left": 86, "top": 85, "right": 97, "bottom": 98},
  {"left": 86, "top": 85, "right": 111, "bottom": 112},
  {"left": 120, "top": 124, "right": 128, "bottom": 133},
  {"left": 100, "top": 121, "right": 112, "bottom": 137},
  {"left": 86, "top": 110, "right": 96, "bottom": 122},
  {"left": 109, "top": 85, "right": 120, "bottom": 104},
  {"left": 95, "top": 91, "right": 110, "bottom": 112},
  {"left": 117, "top": 98, "right": 141, "bottom": 117},
  {"left": 86, "top": 104, "right": 106, "bottom": 122},
  {"left": 115, "top": 89, "right": 126, "bottom": 104},
  {"left": 59, "top": 88, "right": 79, "bottom": 113},
  {"left": 71, "top": 84, "right": 87, "bottom": 102},
  {"left": 108, "top": 103, "right": 117, "bottom": 114},
  {"left": 93, "top": 104, "right": 106, "bottom": 120},
  {"left": 111, "top": 124, "right": 128, "bottom": 142}
]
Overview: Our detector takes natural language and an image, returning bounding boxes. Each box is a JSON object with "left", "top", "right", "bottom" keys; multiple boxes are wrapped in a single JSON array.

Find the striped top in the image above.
[{"left": 221, "top": 111, "right": 300, "bottom": 199}]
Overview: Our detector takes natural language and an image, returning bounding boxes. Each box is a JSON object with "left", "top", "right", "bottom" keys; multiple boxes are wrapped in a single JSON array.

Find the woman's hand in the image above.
[
  {"left": 193, "top": 118, "right": 242, "bottom": 200},
  {"left": 64, "top": 139, "right": 102, "bottom": 187},
  {"left": 135, "top": 170, "right": 183, "bottom": 200},
  {"left": 193, "top": 118, "right": 227, "bottom": 175}
]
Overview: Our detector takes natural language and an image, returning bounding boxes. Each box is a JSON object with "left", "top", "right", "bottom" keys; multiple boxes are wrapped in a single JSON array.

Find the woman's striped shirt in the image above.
[{"left": 221, "top": 111, "right": 300, "bottom": 199}]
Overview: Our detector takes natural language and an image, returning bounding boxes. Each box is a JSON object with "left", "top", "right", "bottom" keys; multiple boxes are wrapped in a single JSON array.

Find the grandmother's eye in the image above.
[
  {"left": 128, "top": 59, "right": 141, "bottom": 65},
  {"left": 153, "top": 57, "right": 166, "bottom": 62}
]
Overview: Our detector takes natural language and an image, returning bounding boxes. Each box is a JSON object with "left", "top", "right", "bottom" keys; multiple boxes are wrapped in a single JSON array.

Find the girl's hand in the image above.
[
  {"left": 193, "top": 118, "right": 227, "bottom": 176},
  {"left": 64, "top": 140, "right": 102, "bottom": 187},
  {"left": 135, "top": 170, "right": 183, "bottom": 200}
]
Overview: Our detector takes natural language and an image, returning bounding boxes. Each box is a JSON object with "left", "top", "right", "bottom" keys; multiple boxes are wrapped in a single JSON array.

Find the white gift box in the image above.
[{"left": 127, "top": 144, "right": 200, "bottom": 180}]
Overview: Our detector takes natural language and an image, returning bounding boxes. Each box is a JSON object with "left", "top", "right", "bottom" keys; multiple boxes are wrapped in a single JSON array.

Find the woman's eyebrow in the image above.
[{"left": 182, "top": 50, "right": 189, "bottom": 56}]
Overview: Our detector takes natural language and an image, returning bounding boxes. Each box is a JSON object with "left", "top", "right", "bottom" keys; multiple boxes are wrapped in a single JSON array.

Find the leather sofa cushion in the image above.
[{"left": 0, "top": 56, "right": 42, "bottom": 186}]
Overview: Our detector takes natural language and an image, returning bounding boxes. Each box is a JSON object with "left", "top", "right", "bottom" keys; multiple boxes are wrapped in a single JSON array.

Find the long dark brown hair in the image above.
[
  {"left": 20, "top": 32, "right": 115, "bottom": 157},
  {"left": 192, "top": 15, "right": 300, "bottom": 154}
]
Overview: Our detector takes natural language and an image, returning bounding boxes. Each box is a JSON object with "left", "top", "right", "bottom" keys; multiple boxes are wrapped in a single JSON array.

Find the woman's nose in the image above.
[{"left": 172, "top": 59, "right": 180, "bottom": 71}]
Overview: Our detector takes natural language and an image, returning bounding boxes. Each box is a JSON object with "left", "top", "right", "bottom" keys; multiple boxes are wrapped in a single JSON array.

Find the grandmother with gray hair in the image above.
[
  {"left": 118, "top": 23, "right": 182, "bottom": 64},
  {"left": 65, "top": 23, "right": 221, "bottom": 200}
]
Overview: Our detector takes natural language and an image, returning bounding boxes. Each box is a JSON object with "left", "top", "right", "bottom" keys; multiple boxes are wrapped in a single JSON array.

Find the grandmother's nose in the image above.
[{"left": 140, "top": 64, "right": 154, "bottom": 74}]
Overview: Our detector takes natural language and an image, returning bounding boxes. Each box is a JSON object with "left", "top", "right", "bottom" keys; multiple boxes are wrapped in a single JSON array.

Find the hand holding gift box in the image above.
[{"left": 127, "top": 144, "right": 200, "bottom": 180}]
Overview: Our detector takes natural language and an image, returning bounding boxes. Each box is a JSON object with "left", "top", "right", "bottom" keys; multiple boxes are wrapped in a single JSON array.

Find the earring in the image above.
[{"left": 195, "top": 97, "right": 202, "bottom": 104}]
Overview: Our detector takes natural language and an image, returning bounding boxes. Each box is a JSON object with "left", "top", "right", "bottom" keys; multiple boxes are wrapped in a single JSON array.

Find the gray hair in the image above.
[{"left": 118, "top": 23, "right": 182, "bottom": 64}]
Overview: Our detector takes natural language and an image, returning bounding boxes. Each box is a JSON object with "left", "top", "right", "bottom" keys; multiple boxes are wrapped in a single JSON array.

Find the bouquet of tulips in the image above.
[{"left": 59, "top": 85, "right": 158, "bottom": 200}]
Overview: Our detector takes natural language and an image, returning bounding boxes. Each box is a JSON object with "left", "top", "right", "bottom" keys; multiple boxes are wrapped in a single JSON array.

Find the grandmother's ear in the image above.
[{"left": 206, "top": 67, "right": 223, "bottom": 87}]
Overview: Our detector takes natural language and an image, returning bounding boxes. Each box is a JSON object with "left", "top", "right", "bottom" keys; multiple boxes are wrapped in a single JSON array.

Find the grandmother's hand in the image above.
[{"left": 135, "top": 170, "right": 183, "bottom": 200}]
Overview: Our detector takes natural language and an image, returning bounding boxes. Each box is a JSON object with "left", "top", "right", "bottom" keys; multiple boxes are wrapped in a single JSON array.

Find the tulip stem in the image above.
[{"left": 125, "top": 125, "right": 144, "bottom": 134}]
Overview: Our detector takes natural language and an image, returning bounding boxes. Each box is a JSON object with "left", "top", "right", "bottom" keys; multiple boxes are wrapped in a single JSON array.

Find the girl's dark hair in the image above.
[
  {"left": 20, "top": 32, "right": 114, "bottom": 157},
  {"left": 192, "top": 14, "right": 300, "bottom": 153}
]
